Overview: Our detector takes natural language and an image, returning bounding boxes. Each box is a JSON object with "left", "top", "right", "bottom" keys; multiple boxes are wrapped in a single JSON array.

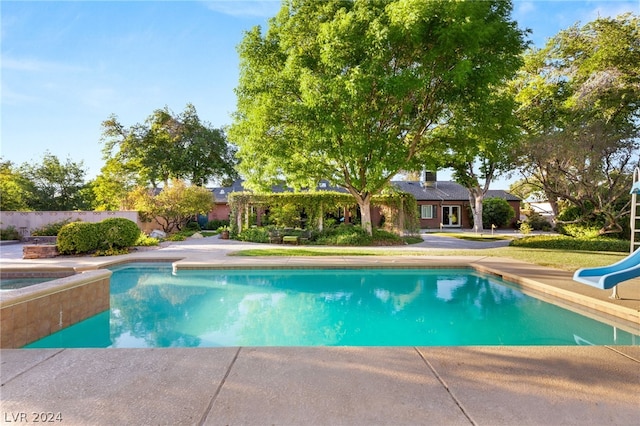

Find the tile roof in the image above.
[
  {"left": 210, "top": 180, "right": 520, "bottom": 203},
  {"left": 392, "top": 181, "right": 520, "bottom": 201}
]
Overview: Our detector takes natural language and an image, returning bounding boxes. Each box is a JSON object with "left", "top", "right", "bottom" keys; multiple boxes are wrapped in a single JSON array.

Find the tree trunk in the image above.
[
  {"left": 317, "top": 205, "right": 324, "bottom": 231},
  {"left": 359, "top": 195, "right": 373, "bottom": 236},
  {"left": 469, "top": 187, "right": 484, "bottom": 231},
  {"left": 346, "top": 187, "right": 374, "bottom": 235}
]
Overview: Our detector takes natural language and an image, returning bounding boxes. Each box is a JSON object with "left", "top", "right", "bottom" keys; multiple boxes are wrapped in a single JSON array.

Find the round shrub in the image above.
[
  {"left": 482, "top": 197, "right": 515, "bottom": 229},
  {"left": 57, "top": 222, "right": 101, "bottom": 254},
  {"left": 98, "top": 218, "right": 141, "bottom": 249}
]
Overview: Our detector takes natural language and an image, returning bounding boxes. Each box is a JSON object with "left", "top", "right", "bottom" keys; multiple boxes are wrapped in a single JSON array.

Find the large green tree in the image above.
[
  {"left": 230, "top": 0, "right": 526, "bottom": 234},
  {"left": 433, "top": 89, "right": 522, "bottom": 230},
  {"left": 128, "top": 179, "right": 213, "bottom": 233},
  {"left": 0, "top": 159, "right": 33, "bottom": 211},
  {"left": 90, "top": 158, "right": 138, "bottom": 210},
  {"left": 20, "top": 152, "right": 93, "bottom": 211},
  {"left": 511, "top": 13, "right": 639, "bottom": 234},
  {"left": 100, "top": 103, "right": 237, "bottom": 188}
]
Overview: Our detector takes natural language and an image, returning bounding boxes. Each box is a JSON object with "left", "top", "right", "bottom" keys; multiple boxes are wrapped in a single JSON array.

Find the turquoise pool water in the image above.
[
  {"left": 1, "top": 277, "right": 52, "bottom": 290},
  {"left": 26, "top": 264, "right": 639, "bottom": 348}
]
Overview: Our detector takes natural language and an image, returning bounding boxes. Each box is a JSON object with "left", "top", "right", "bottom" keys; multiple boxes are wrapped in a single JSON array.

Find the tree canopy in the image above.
[
  {"left": 0, "top": 160, "right": 32, "bottom": 211},
  {"left": 511, "top": 13, "right": 639, "bottom": 234},
  {"left": 433, "top": 89, "right": 522, "bottom": 230},
  {"left": 230, "top": 0, "right": 526, "bottom": 234},
  {"left": 100, "top": 103, "right": 238, "bottom": 189},
  {"left": 11, "top": 153, "right": 94, "bottom": 211}
]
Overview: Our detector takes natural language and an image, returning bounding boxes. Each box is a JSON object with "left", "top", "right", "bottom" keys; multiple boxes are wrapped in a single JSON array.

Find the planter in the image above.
[
  {"left": 220, "top": 230, "right": 230, "bottom": 240},
  {"left": 23, "top": 244, "right": 59, "bottom": 259}
]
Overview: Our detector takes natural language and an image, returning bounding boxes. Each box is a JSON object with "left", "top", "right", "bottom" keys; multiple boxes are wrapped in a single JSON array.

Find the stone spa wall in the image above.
[{"left": 0, "top": 269, "right": 111, "bottom": 348}]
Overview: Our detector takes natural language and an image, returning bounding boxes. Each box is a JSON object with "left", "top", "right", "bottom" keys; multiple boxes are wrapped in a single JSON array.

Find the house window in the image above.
[{"left": 420, "top": 205, "right": 435, "bottom": 219}]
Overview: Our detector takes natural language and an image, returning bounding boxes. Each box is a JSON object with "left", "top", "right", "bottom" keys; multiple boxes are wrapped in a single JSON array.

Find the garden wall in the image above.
[{"left": 0, "top": 211, "right": 140, "bottom": 237}]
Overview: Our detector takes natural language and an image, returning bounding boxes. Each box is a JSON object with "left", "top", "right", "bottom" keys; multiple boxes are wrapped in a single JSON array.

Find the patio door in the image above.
[{"left": 442, "top": 206, "right": 460, "bottom": 227}]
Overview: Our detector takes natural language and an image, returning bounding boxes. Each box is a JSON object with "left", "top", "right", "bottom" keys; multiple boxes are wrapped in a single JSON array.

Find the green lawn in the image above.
[
  {"left": 429, "top": 232, "right": 514, "bottom": 242},
  {"left": 230, "top": 246, "right": 626, "bottom": 272}
]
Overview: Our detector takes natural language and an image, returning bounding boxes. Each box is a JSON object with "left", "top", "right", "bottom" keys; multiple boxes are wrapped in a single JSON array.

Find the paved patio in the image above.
[{"left": 1, "top": 234, "right": 639, "bottom": 425}]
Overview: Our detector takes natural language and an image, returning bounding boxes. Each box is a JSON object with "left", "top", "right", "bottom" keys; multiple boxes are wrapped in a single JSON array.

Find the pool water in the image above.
[
  {"left": 26, "top": 264, "right": 639, "bottom": 348},
  {"left": 1, "top": 277, "right": 53, "bottom": 290}
]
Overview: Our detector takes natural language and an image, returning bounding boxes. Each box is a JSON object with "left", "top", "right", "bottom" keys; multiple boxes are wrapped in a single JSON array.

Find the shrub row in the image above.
[
  {"left": 509, "top": 235, "right": 629, "bottom": 253},
  {"left": 204, "top": 219, "right": 230, "bottom": 230},
  {"left": 235, "top": 227, "right": 271, "bottom": 243},
  {"left": 315, "top": 225, "right": 372, "bottom": 246},
  {"left": 234, "top": 224, "right": 414, "bottom": 246},
  {"left": 57, "top": 218, "right": 141, "bottom": 255},
  {"left": 31, "top": 218, "right": 76, "bottom": 236},
  {"left": 0, "top": 226, "right": 21, "bottom": 241}
]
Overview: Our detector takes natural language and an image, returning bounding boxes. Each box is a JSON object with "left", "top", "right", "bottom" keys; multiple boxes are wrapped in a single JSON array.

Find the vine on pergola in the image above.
[{"left": 228, "top": 191, "right": 418, "bottom": 234}]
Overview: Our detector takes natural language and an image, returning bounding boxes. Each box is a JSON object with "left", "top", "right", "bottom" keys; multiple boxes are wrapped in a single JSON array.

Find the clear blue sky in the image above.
[{"left": 2, "top": 0, "right": 638, "bottom": 189}]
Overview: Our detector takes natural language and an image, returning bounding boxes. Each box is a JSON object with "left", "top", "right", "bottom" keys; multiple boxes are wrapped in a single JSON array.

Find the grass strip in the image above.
[
  {"left": 429, "top": 232, "right": 514, "bottom": 242},
  {"left": 230, "top": 246, "right": 626, "bottom": 271}
]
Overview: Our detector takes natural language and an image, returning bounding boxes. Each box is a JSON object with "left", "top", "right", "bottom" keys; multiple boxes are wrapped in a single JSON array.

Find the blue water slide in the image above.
[{"left": 573, "top": 248, "right": 640, "bottom": 289}]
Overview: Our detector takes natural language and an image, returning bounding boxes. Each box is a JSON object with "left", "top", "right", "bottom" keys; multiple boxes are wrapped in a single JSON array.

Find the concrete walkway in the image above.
[
  {"left": 1, "top": 234, "right": 639, "bottom": 425},
  {"left": 2, "top": 346, "right": 639, "bottom": 425}
]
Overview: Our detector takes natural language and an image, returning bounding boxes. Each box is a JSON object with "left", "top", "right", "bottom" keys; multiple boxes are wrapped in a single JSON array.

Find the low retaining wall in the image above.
[
  {"left": 23, "top": 244, "right": 59, "bottom": 259},
  {"left": 0, "top": 269, "right": 112, "bottom": 348}
]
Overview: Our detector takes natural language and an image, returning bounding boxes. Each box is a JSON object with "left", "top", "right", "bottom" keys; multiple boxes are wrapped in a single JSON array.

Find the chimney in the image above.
[{"left": 421, "top": 168, "right": 437, "bottom": 187}]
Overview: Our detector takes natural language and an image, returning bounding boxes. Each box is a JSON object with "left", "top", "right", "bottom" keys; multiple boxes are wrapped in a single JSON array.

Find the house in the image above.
[
  {"left": 391, "top": 180, "right": 521, "bottom": 229},
  {"left": 207, "top": 177, "right": 520, "bottom": 230}
]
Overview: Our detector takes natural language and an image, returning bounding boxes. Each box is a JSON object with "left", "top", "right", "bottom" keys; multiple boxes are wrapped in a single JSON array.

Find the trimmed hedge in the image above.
[
  {"left": 57, "top": 222, "right": 101, "bottom": 254},
  {"left": 510, "top": 235, "right": 629, "bottom": 253},
  {"left": 57, "top": 218, "right": 141, "bottom": 255},
  {"left": 98, "top": 218, "right": 141, "bottom": 249}
]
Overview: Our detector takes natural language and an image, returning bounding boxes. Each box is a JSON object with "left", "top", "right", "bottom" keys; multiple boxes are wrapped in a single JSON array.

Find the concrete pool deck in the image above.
[{"left": 1, "top": 235, "right": 639, "bottom": 425}]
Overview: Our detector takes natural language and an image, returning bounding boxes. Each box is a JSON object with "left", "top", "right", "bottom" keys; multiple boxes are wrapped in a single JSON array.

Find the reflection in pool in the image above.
[{"left": 26, "top": 265, "right": 639, "bottom": 348}]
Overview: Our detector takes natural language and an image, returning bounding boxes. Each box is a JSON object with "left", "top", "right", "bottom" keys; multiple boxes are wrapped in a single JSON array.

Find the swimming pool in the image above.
[{"left": 25, "top": 263, "right": 639, "bottom": 348}]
